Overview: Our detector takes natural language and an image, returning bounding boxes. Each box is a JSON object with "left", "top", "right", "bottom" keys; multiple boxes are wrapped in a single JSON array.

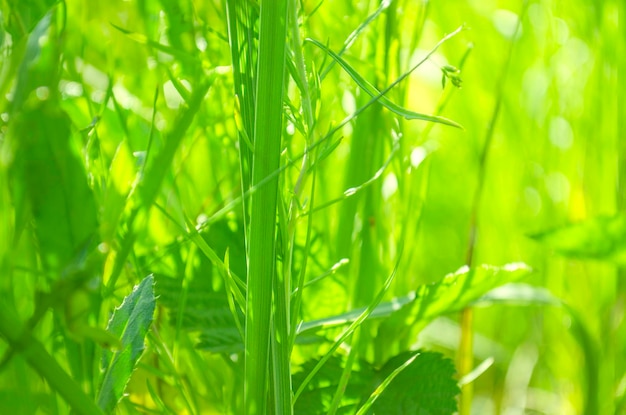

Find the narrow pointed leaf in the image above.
[{"left": 306, "top": 38, "right": 462, "bottom": 128}]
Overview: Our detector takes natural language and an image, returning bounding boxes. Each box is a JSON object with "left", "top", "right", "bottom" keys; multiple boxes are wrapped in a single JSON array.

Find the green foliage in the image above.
[
  {"left": 531, "top": 214, "right": 626, "bottom": 264},
  {"left": 98, "top": 274, "right": 155, "bottom": 413},
  {"left": 0, "top": 0, "right": 622, "bottom": 414},
  {"left": 293, "top": 351, "right": 458, "bottom": 415},
  {"left": 244, "top": 1, "right": 290, "bottom": 412},
  {"left": 366, "top": 351, "right": 459, "bottom": 415},
  {"left": 380, "top": 263, "right": 534, "bottom": 341},
  {"left": 8, "top": 101, "right": 98, "bottom": 271},
  {"left": 306, "top": 37, "right": 462, "bottom": 128},
  {"left": 155, "top": 255, "right": 245, "bottom": 353},
  {"left": 293, "top": 355, "right": 374, "bottom": 414}
]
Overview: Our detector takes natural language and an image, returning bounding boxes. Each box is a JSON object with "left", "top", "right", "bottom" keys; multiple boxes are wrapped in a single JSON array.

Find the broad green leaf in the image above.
[
  {"left": 97, "top": 274, "right": 155, "bottom": 413},
  {"left": 294, "top": 257, "right": 402, "bottom": 402},
  {"left": 306, "top": 37, "right": 462, "bottom": 128},
  {"left": 8, "top": 101, "right": 98, "bottom": 271},
  {"left": 10, "top": 11, "right": 59, "bottom": 112},
  {"left": 156, "top": 272, "right": 243, "bottom": 353},
  {"left": 292, "top": 355, "right": 375, "bottom": 415},
  {"left": 530, "top": 214, "right": 626, "bottom": 264},
  {"left": 379, "top": 263, "right": 533, "bottom": 338},
  {"left": 292, "top": 351, "right": 458, "bottom": 415},
  {"left": 3, "top": 0, "right": 56, "bottom": 41},
  {"left": 363, "top": 351, "right": 459, "bottom": 415},
  {"left": 299, "top": 264, "right": 532, "bottom": 342}
]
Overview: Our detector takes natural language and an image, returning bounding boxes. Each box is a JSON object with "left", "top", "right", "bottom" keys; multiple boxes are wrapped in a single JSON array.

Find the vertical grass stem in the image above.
[{"left": 244, "top": 0, "right": 289, "bottom": 413}]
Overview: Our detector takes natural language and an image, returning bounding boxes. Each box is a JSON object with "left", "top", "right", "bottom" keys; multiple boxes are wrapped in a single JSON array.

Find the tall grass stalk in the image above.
[
  {"left": 286, "top": 0, "right": 318, "bottom": 351},
  {"left": 244, "top": 0, "right": 289, "bottom": 413},
  {"left": 226, "top": 0, "right": 257, "bottom": 227},
  {"left": 458, "top": 3, "right": 527, "bottom": 414}
]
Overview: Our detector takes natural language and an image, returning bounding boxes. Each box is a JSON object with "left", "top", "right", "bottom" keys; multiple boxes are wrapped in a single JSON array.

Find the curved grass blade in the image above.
[
  {"left": 110, "top": 23, "right": 198, "bottom": 65},
  {"left": 306, "top": 37, "right": 461, "bottom": 128},
  {"left": 293, "top": 253, "right": 402, "bottom": 403},
  {"left": 319, "top": 0, "right": 392, "bottom": 79}
]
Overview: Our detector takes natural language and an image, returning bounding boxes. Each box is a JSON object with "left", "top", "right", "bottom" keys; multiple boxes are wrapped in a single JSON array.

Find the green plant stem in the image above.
[
  {"left": 286, "top": 0, "right": 320, "bottom": 352},
  {"left": 226, "top": 0, "right": 257, "bottom": 231},
  {"left": 105, "top": 80, "right": 210, "bottom": 294},
  {"left": 0, "top": 301, "right": 104, "bottom": 415},
  {"left": 458, "top": 308, "right": 474, "bottom": 415},
  {"left": 293, "top": 253, "right": 402, "bottom": 403},
  {"left": 244, "top": 0, "right": 289, "bottom": 413},
  {"left": 458, "top": 4, "right": 527, "bottom": 415},
  {"left": 327, "top": 332, "right": 358, "bottom": 415}
]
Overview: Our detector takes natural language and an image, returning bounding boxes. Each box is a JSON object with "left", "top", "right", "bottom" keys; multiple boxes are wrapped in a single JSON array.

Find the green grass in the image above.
[{"left": 0, "top": 0, "right": 624, "bottom": 414}]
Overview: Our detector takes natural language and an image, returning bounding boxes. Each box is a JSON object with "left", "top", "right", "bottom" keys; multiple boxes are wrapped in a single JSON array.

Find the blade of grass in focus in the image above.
[{"left": 244, "top": 0, "right": 290, "bottom": 413}]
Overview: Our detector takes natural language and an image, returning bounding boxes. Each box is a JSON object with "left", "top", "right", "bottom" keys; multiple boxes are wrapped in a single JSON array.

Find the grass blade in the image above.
[
  {"left": 0, "top": 301, "right": 104, "bottom": 415},
  {"left": 226, "top": 0, "right": 258, "bottom": 200},
  {"left": 293, "top": 254, "right": 402, "bottom": 403},
  {"left": 244, "top": 0, "right": 289, "bottom": 413},
  {"left": 306, "top": 37, "right": 461, "bottom": 128},
  {"left": 319, "top": 0, "right": 392, "bottom": 79}
]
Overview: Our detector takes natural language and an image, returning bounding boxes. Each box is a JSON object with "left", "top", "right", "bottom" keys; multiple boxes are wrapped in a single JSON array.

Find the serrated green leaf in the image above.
[
  {"left": 292, "top": 351, "right": 458, "bottom": 415},
  {"left": 363, "top": 351, "right": 459, "bottom": 415},
  {"left": 530, "top": 214, "right": 626, "bottom": 264},
  {"left": 380, "top": 263, "right": 533, "bottom": 337},
  {"left": 293, "top": 355, "right": 375, "bottom": 415},
  {"left": 97, "top": 274, "right": 155, "bottom": 413}
]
